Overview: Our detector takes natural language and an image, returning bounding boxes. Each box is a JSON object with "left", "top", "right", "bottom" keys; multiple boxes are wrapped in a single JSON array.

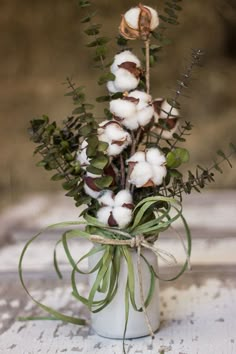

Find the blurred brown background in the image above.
[{"left": 1, "top": 0, "right": 236, "bottom": 210}]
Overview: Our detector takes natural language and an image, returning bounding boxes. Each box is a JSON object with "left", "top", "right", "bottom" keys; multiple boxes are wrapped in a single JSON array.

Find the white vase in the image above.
[{"left": 88, "top": 247, "right": 160, "bottom": 339}]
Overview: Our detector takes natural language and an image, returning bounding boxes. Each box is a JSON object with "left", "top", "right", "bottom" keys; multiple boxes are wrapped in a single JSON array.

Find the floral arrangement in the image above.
[{"left": 19, "top": 1, "right": 235, "bottom": 352}]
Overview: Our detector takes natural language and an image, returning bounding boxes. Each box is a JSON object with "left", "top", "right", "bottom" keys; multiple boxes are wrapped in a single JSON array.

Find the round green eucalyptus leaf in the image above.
[
  {"left": 175, "top": 148, "right": 190, "bottom": 163},
  {"left": 90, "top": 155, "right": 109, "bottom": 170},
  {"left": 86, "top": 165, "right": 103, "bottom": 175},
  {"left": 97, "top": 141, "right": 109, "bottom": 152},
  {"left": 167, "top": 148, "right": 190, "bottom": 168},
  {"left": 94, "top": 176, "right": 113, "bottom": 189}
]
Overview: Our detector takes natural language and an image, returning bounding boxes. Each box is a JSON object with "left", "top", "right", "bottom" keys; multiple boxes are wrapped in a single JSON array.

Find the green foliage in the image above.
[
  {"left": 149, "top": 0, "right": 184, "bottom": 66},
  {"left": 166, "top": 148, "right": 190, "bottom": 168},
  {"left": 75, "top": 0, "right": 111, "bottom": 77},
  {"left": 29, "top": 77, "right": 112, "bottom": 214},
  {"left": 94, "top": 176, "right": 113, "bottom": 189},
  {"left": 160, "top": 0, "right": 183, "bottom": 26},
  {"left": 98, "top": 72, "right": 115, "bottom": 86},
  {"left": 161, "top": 144, "right": 236, "bottom": 200}
]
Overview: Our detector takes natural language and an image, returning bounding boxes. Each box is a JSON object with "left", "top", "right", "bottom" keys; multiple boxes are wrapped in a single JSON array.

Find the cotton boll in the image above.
[
  {"left": 104, "top": 123, "right": 129, "bottom": 142},
  {"left": 107, "top": 80, "right": 118, "bottom": 94},
  {"left": 98, "top": 190, "right": 114, "bottom": 207},
  {"left": 137, "top": 105, "right": 154, "bottom": 127},
  {"left": 161, "top": 100, "right": 179, "bottom": 119},
  {"left": 146, "top": 148, "right": 166, "bottom": 166},
  {"left": 111, "top": 50, "right": 141, "bottom": 73},
  {"left": 123, "top": 7, "right": 140, "bottom": 30},
  {"left": 99, "top": 122, "right": 131, "bottom": 156},
  {"left": 127, "top": 151, "right": 146, "bottom": 163},
  {"left": 151, "top": 165, "right": 167, "bottom": 186},
  {"left": 84, "top": 184, "right": 101, "bottom": 199},
  {"left": 115, "top": 190, "right": 133, "bottom": 207},
  {"left": 122, "top": 116, "right": 139, "bottom": 130},
  {"left": 110, "top": 99, "right": 136, "bottom": 119},
  {"left": 114, "top": 68, "right": 139, "bottom": 92},
  {"left": 112, "top": 207, "right": 132, "bottom": 228},
  {"left": 97, "top": 206, "right": 113, "bottom": 226},
  {"left": 145, "top": 6, "right": 159, "bottom": 30},
  {"left": 108, "top": 143, "right": 126, "bottom": 156},
  {"left": 128, "top": 91, "right": 152, "bottom": 109},
  {"left": 130, "top": 162, "right": 153, "bottom": 188}
]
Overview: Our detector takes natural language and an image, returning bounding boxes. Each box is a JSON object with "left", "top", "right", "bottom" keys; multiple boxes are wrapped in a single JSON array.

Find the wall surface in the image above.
[{"left": 1, "top": 0, "right": 236, "bottom": 209}]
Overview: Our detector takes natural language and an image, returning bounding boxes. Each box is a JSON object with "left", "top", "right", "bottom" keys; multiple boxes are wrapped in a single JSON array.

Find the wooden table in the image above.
[{"left": 0, "top": 191, "right": 236, "bottom": 354}]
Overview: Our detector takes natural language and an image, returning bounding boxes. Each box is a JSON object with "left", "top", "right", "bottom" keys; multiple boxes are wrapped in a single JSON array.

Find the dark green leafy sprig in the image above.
[
  {"left": 29, "top": 115, "right": 82, "bottom": 190},
  {"left": 153, "top": 49, "right": 204, "bottom": 146},
  {"left": 149, "top": 0, "right": 184, "bottom": 67},
  {"left": 29, "top": 77, "right": 117, "bottom": 213},
  {"left": 160, "top": 0, "right": 183, "bottom": 26},
  {"left": 162, "top": 143, "right": 236, "bottom": 200},
  {"left": 75, "top": 0, "right": 112, "bottom": 87},
  {"left": 168, "top": 121, "right": 194, "bottom": 149}
]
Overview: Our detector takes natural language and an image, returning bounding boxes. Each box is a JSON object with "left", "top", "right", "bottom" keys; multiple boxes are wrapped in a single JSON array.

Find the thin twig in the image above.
[
  {"left": 156, "top": 49, "right": 204, "bottom": 145},
  {"left": 145, "top": 38, "right": 151, "bottom": 94},
  {"left": 120, "top": 154, "right": 126, "bottom": 189}
]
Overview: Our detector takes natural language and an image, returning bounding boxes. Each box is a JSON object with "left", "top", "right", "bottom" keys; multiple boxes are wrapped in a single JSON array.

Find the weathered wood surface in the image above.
[{"left": 0, "top": 191, "right": 236, "bottom": 353}]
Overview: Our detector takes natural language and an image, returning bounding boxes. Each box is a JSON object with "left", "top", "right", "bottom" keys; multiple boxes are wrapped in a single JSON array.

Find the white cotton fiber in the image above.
[
  {"left": 122, "top": 116, "right": 139, "bottom": 130},
  {"left": 146, "top": 148, "right": 166, "bottom": 166},
  {"left": 137, "top": 105, "right": 154, "bottom": 126},
  {"left": 99, "top": 121, "right": 131, "bottom": 156},
  {"left": 110, "top": 99, "right": 136, "bottom": 119},
  {"left": 127, "top": 151, "right": 146, "bottom": 163},
  {"left": 98, "top": 190, "right": 114, "bottom": 207},
  {"left": 108, "top": 144, "right": 126, "bottom": 156},
  {"left": 114, "top": 69, "right": 139, "bottom": 92},
  {"left": 123, "top": 8, "right": 140, "bottom": 30},
  {"left": 151, "top": 165, "right": 167, "bottom": 186},
  {"left": 161, "top": 100, "right": 179, "bottom": 119},
  {"left": 129, "top": 162, "right": 153, "bottom": 188},
  {"left": 97, "top": 206, "right": 113, "bottom": 226},
  {"left": 111, "top": 50, "right": 141, "bottom": 73},
  {"left": 104, "top": 123, "right": 126, "bottom": 141},
  {"left": 128, "top": 90, "right": 152, "bottom": 108},
  {"left": 112, "top": 207, "right": 132, "bottom": 228},
  {"left": 107, "top": 80, "right": 118, "bottom": 94},
  {"left": 114, "top": 190, "right": 133, "bottom": 207},
  {"left": 84, "top": 184, "right": 101, "bottom": 199}
]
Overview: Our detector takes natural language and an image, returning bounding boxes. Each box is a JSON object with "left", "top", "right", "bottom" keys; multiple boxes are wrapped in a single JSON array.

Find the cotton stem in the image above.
[
  {"left": 145, "top": 38, "right": 151, "bottom": 95},
  {"left": 120, "top": 154, "right": 126, "bottom": 189}
]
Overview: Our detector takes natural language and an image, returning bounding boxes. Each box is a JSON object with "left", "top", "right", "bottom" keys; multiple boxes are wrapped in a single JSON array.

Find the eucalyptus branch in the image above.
[
  {"left": 156, "top": 49, "right": 204, "bottom": 145},
  {"left": 33, "top": 129, "right": 72, "bottom": 183},
  {"left": 76, "top": 0, "right": 110, "bottom": 71},
  {"left": 167, "top": 121, "right": 193, "bottom": 150},
  {"left": 161, "top": 145, "right": 236, "bottom": 198}
]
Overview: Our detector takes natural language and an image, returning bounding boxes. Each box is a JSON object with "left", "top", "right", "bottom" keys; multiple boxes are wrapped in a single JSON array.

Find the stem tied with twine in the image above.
[{"left": 18, "top": 196, "right": 192, "bottom": 353}]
